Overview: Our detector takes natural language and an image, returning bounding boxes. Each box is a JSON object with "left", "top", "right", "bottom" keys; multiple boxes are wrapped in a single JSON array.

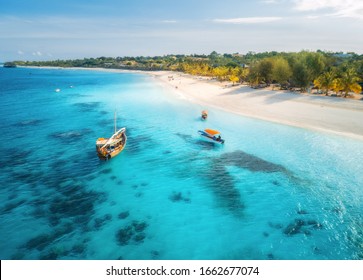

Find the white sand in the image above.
[{"left": 149, "top": 71, "right": 363, "bottom": 141}]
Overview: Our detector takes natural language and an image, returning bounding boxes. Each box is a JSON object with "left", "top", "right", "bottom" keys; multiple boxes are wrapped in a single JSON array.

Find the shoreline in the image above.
[
  {"left": 148, "top": 71, "right": 363, "bottom": 141},
  {"left": 20, "top": 66, "right": 363, "bottom": 141}
]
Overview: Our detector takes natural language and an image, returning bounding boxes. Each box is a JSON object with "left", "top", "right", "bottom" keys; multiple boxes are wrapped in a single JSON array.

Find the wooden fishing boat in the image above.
[
  {"left": 198, "top": 128, "right": 225, "bottom": 144},
  {"left": 96, "top": 113, "right": 127, "bottom": 160}
]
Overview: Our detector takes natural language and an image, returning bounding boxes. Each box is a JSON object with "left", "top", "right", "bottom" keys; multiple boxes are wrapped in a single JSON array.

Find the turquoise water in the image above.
[{"left": 0, "top": 67, "right": 362, "bottom": 260}]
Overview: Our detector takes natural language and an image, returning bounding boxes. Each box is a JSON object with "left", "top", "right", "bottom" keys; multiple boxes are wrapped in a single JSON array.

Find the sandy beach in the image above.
[{"left": 148, "top": 71, "right": 363, "bottom": 141}]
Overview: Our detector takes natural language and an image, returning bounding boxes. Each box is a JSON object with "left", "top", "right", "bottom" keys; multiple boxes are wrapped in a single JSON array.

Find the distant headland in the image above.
[{"left": 3, "top": 62, "right": 17, "bottom": 68}]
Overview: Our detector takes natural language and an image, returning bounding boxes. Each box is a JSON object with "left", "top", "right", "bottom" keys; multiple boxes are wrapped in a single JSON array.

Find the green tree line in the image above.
[{"left": 10, "top": 50, "right": 363, "bottom": 96}]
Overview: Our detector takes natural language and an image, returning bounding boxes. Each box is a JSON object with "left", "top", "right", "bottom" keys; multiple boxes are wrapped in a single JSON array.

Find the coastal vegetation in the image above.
[
  {"left": 3, "top": 62, "right": 17, "bottom": 68},
  {"left": 9, "top": 50, "right": 363, "bottom": 97}
]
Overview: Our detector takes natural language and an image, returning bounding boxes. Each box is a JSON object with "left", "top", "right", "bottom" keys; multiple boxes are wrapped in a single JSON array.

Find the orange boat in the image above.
[{"left": 198, "top": 128, "right": 225, "bottom": 144}]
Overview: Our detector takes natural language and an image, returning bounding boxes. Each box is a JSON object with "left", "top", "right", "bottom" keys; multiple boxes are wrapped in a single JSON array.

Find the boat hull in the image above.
[
  {"left": 97, "top": 144, "right": 126, "bottom": 160},
  {"left": 96, "top": 127, "right": 127, "bottom": 160},
  {"left": 198, "top": 130, "right": 225, "bottom": 144},
  {"left": 201, "top": 110, "right": 208, "bottom": 120}
]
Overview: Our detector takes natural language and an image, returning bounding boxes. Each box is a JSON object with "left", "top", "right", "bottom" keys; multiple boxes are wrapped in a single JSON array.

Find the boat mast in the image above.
[{"left": 114, "top": 111, "right": 117, "bottom": 134}]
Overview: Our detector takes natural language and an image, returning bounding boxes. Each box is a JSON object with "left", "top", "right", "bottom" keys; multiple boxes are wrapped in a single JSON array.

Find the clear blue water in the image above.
[{"left": 0, "top": 67, "right": 362, "bottom": 260}]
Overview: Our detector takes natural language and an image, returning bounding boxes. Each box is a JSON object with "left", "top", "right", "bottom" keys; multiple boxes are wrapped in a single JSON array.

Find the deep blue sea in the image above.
[{"left": 0, "top": 67, "right": 362, "bottom": 260}]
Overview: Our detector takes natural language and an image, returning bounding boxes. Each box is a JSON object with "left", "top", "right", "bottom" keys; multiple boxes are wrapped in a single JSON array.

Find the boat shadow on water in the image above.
[
  {"left": 73, "top": 102, "right": 102, "bottom": 112},
  {"left": 194, "top": 139, "right": 222, "bottom": 150}
]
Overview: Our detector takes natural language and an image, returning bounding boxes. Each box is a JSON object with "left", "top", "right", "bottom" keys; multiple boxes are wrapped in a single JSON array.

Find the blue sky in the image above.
[{"left": 1, "top": 0, "right": 363, "bottom": 61}]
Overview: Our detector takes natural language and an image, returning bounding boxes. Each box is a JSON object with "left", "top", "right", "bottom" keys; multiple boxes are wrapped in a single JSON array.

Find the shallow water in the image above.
[{"left": 0, "top": 67, "right": 362, "bottom": 260}]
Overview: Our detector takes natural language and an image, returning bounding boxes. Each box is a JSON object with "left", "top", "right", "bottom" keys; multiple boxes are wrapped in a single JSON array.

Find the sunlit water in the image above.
[{"left": 0, "top": 67, "right": 362, "bottom": 260}]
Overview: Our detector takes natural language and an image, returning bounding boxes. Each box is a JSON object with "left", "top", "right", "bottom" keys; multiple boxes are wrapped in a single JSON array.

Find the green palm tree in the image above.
[
  {"left": 314, "top": 70, "right": 336, "bottom": 95},
  {"left": 333, "top": 68, "right": 362, "bottom": 98}
]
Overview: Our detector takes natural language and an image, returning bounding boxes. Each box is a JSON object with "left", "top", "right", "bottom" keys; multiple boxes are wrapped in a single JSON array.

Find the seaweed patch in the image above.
[
  {"left": 133, "top": 233, "right": 146, "bottom": 243},
  {"left": 93, "top": 214, "right": 112, "bottom": 230},
  {"left": 1, "top": 149, "right": 32, "bottom": 169},
  {"left": 116, "top": 220, "right": 149, "bottom": 246},
  {"left": 47, "top": 183, "right": 106, "bottom": 228},
  {"left": 73, "top": 102, "right": 102, "bottom": 112},
  {"left": 15, "top": 119, "right": 43, "bottom": 127},
  {"left": 118, "top": 211, "right": 130, "bottom": 219},
  {"left": 169, "top": 191, "right": 191, "bottom": 203},
  {"left": 150, "top": 250, "right": 160, "bottom": 259},
  {"left": 2, "top": 199, "right": 27, "bottom": 214},
  {"left": 283, "top": 219, "right": 324, "bottom": 236},
  {"left": 24, "top": 234, "right": 53, "bottom": 250},
  {"left": 205, "top": 162, "right": 244, "bottom": 215},
  {"left": 219, "top": 150, "right": 288, "bottom": 173},
  {"left": 49, "top": 129, "right": 92, "bottom": 143}
]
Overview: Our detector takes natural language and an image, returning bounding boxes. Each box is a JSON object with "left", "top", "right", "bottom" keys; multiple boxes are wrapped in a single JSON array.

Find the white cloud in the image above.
[
  {"left": 293, "top": 0, "right": 363, "bottom": 19},
  {"left": 32, "top": 51, "right": 42, "bottom": 56},
  {"left": 214, "top": 17, "right": 282, "bottom": 24},
  {"left": 17, "top": 50, "right": 24, "bottom": 55},
  {"left": 162, "top": 20, "right": 177, "bottom": 23}
]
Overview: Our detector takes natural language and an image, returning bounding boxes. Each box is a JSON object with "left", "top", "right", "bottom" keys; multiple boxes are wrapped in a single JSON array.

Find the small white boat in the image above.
[
  {"left": 55, "top": 88, "right": 61, "bottom": 92},
  {"left": 198, "top": 128, "right": 225, "bottom": 144}
]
